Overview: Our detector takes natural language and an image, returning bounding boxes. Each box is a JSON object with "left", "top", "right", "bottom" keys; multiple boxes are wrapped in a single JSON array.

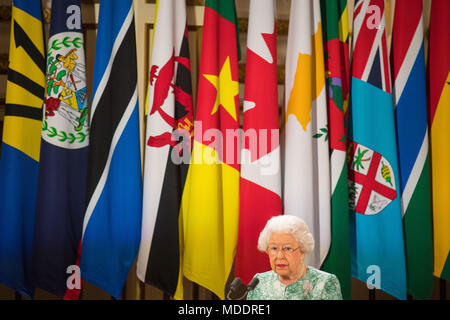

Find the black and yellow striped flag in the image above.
[{"left": 0, "top": 0, "right": 45, "bottom": 298}]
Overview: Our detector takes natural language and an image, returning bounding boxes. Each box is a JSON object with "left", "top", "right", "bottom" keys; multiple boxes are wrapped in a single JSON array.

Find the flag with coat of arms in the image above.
[
  {"left": 348, "top": 0, "right": 407, "bottom": 300},
  {"left": 32, "top": 0, "right": 88, "bottom": 300}
]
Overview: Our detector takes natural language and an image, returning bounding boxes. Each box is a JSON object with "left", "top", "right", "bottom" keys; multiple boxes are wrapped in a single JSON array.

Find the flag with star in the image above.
[{"left": 180, "top": 0, "right": 240, "bottom": 299}]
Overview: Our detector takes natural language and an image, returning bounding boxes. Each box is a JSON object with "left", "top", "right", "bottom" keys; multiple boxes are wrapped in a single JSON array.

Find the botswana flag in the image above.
[
  {"left": 32, "top": 0, "right": 89, "bottom": 299},
  {"left": 137, "top": 0, "right": 193, "bottom": 299},
  {"left": 80, "top": 0, "right": 142, "bottom": 299}
]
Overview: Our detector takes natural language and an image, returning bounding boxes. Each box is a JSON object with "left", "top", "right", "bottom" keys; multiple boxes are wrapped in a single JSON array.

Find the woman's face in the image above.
[{"left": 267, "top": 232, "right": 304, "bottom": 280}]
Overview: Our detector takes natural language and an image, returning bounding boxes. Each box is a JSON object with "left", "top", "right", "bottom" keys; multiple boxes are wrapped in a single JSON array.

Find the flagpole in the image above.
[
  {"left": 139, "top": 282, "right": 145, "bottom": 300},
  {"left": 122, "top": 284, "right": 127, "bottom": 300},
  {"left": 193, "top": 283, "right": 199, "bottom": 300},
  {"left": 440, "top": 279, "right": 447, "bottom": 300},
  {"left": 211, "top": 292, "right": 218, "bottom": 300},
  {"left": 79, "top": 286, "right": 84, "bottom": 300},
  {"left": 368, "top": 288, "right": 376, "bottom": 300}
]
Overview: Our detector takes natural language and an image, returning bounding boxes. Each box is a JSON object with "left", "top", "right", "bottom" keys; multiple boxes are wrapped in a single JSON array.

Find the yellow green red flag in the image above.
[{"left": 180, "top": 0, "right": 240, "bottom": 299}]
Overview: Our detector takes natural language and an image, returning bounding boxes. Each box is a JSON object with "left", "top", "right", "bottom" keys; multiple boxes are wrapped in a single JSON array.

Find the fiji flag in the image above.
[
  {"left": 0, "top": 0, "right": 45, "bottom": 298},
  {"left": 32, "top": 0, "right": 88, "bottom": 299},
  {"left": 348, "top": 0, "right": 407, "bottom": 299},
  {"left": 80, "top": 0, "right": 142, "bottom": 299}
]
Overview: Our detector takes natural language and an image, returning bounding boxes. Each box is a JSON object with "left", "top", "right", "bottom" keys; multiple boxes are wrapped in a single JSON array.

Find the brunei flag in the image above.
[
  {"left": 349, "top": 0, "right": 406, "bottom": 299},
  {"left": 0, "top": 0, "right": 45, "bottom": 298},
  {"left": 137, "top": 0, "right": 193, "bottom": 298},
  {"left": 283, "top": 0, "right": 331, "bottom": 269},
  {"left": 428, "top": 0, "right": 450, "bottom": 281},
  {"left": 235, "top": 0, "right": 282, "bottom": 285},
  {"left": 391, "top": 0, "right": 433, "bottom": 299},
  {"left": 31, "top": 0, "right": 89, "bottom": 299},
  {"left": 80, "top": 0, "right": 142, "bottom": 299},
  {"left": 180, "top": 0, "right": 240, "bottom": 299},
  {"left": 320, "top": 0, "right": 351, "bottom": 300}
]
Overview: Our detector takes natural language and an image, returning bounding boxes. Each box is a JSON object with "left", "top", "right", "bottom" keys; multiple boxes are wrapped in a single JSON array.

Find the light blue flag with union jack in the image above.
[{"left": 347, "top": 0, "right": 407, "bottom": 300}]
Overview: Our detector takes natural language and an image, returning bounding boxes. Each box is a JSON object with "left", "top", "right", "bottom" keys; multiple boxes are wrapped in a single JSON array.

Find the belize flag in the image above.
[
  {"left": 0, "top": 0, "right": 45, "bottom": 298},
  {"left": 80, "top": 0, "right": 142, "bottom": 299},
  {"left": 348, "top": 0, "right": 407, "bottom": 299},
  {"left": 32, "top": 0, "right": 88, "bottom": 299}
]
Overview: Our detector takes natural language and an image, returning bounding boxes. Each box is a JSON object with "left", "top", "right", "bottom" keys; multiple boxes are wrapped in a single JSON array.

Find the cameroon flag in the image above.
[
  {"left": 180, "top": 0, "right": 240, "bottom": 300},
  {"left": 428, "top": 0, "right": 450, "bottom": 281}
]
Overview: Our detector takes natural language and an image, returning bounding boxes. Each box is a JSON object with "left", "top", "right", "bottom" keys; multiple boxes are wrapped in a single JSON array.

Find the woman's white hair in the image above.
[{"left": 257, "top": 215, "right": 315, "bottom": 254}]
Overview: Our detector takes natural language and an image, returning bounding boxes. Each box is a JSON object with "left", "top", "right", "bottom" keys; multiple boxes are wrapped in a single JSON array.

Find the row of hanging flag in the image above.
[{"left": 0, "top": 0, "right": 448, "bottom": 301}]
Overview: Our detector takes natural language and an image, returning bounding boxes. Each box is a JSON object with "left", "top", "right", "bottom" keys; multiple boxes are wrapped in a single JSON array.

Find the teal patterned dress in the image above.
[{"left": 247, "top": 266, "right": 343, "bottom": 300}]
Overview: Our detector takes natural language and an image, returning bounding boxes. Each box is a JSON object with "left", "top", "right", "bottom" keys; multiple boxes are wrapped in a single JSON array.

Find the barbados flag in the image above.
[
  {"left": 80, "top": 0, "right": 142, "bottom": 299},
  {"left": 0, "top": 0, "right": 45, "bottom": 298},
  {"left": 348, "top": 0, "right": 406, "bottom": 299},
  {"left": 31, "top": 0, "right": 88, "bottom": 299}
]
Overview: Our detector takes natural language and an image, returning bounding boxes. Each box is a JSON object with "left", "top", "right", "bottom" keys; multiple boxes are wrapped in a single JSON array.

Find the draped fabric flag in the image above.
[
  {"left": 283, "top": 0, "right": 330, "bottom": 269},
  {"left": 320, "top": 0, "right": 351, "bottom": 300},
  {"left": 180, "top": 0, "right": 240, "bottom": 299},
  {"left": 427, "top": 0, "right": 450, "bottom": 281},
  {"left": 235, "top": 0, "right": 282, "bottom": 285},
  {"left": 137, "top": 0, "right": 193, "bottom": 298},
  {"left": 32, "top": 0, "right": 88, "bottom": 299},
  {"left": 0, "top": 0, "right": 45, "bottom": 298},
  {"left": 349, "top": 0, "right": 406, "bottom": 299},
  {"left": 80, "top": 0, "right": 142, "bottom": 299},
  {"left": 391, "top": 0, "right": 433, "bottom": 299}
]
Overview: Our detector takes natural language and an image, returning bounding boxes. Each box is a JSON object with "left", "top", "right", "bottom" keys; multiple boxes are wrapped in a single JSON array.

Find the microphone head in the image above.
[
  {"left": 230, "top": 277, "right": 242, "bottom": 292},
  {"left": 247, "top": 277, "right": 260, "bottom": 291}
]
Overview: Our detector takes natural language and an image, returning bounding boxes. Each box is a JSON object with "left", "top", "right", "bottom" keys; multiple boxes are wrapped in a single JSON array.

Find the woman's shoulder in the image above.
[
  {"left": 253, "top": 270, "right": 277, "bottom": 282},
  {"left": 306, "top": 266, "right": 343, "bottom": 300},
  {"left": 247, "top": 271, "right": 278, "bottom": 300},
  {"left": 307, "top": 266, "right": 339, "bottom": 281}
]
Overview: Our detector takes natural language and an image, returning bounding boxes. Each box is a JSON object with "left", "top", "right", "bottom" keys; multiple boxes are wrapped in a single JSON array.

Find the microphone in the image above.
[
  {"left": 227, "top": 277, "right": 260, "bottom": 300},
  {"left": 226, "top": 277, "right": 243, "bottom": 300},
  {"left": 247, "top": 277, "right": 259, "bottom": 291}
]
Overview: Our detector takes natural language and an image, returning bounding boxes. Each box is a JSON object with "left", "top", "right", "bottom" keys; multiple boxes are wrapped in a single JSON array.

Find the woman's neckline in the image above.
[{"left": 277, "top": 265, "right": 309, "bottom": 287}]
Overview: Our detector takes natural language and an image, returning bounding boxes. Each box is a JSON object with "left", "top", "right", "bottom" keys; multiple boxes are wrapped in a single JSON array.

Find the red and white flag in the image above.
[{"left": 235, "top": 0, "right": 282, "bottom": 284}]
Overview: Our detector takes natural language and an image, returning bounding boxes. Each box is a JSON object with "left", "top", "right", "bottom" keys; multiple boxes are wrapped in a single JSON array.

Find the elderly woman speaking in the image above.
[{"left": 246, "top": 215, "right": 342, "bottom": 300}]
